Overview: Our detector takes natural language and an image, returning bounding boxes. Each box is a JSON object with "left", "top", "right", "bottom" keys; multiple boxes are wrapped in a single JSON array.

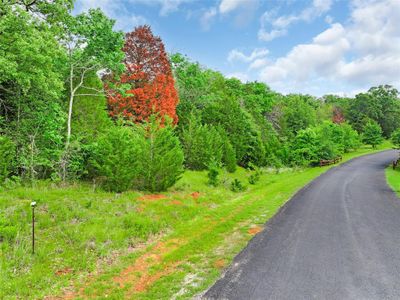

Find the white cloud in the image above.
[
  {"left": 200, "top": 0, "right": 259, "bottom": 30},
  {"left": 130, "top": 0, "right": 194, "bottom": 16},
  {"left": 258, "top": 0, "right": 333, "bottom": 41},
  {"left": 258, "top": 28, "right": 286, "bottom": 42},
  {"left": 74, "top": 0, "right": 148, "bottom": 31},
  {"left": 226, "top": 72, "right": 249, "bottom": 82},
  {"left": 259, "top": 23, "right": 349, "bottom": 82},
  {"left": 253, "top": 0, "right": 400, "bottom": 95},
  {"left": 249, "top": 58, "right": 269, "bottom": 70},
  {"left": 228, "top": 48, "right": 269, "bottom": 63},
  {"left": 200, "top": 7, "right": 217, "bottom": 30},
  {"left": 227, "top": 48, "right": 269, "bottom": 81},
  {"left": 219, "top": 0, "right": 251, "bottom": 14}
]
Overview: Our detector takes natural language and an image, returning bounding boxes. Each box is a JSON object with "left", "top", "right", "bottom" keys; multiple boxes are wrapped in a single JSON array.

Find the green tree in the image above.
[
  {"left": 62, "top": 8, "right": 125, "bottom": 149},
  {"left": 223, "top": 141, "right": 237, "bottom": 173},
  {"left": 0, "top": 136, "right": 15, "bottom": 183},
  {"left": 133, "top": 117, "right": 184, "bottom": 192},
  {"left": 362, "top": 120, "right": 383, "bottom": 148},
  {"left": 348, "top": 86, "right": 400, "bottom": 137},
  {"left": 368, "top": 85, "right": 400, "bottom": 137},
  {"left": 202, "top": 97, "right": 265, "bottom": 167},
  {"left": 72, "top": 73, "right": 113, "bottom": 143},
  {"left": 391, "top": 129, "right": 400, "bottom": 148},
  {"left": 290, "top": 128, "right": 319, "bottom": 166},
  {"left": 341, "top": 123, "right": 361, "bottom": 152},
  {"left": 0, "top": 1, "right": 69, "bottom": 180},
  {"left": 281, "top": 94, "right": 317, "bottom": 137},
  {"left": 91, "top": 124, "right": 139, "bottom": 192},
  {"left": 181, "top": 115, "right": 223, "bottom": 170}
]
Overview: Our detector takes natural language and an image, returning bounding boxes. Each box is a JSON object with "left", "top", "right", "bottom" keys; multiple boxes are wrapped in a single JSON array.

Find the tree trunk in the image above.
[{"left": 66, "top": 64, "right": 74, "bottom": 149}]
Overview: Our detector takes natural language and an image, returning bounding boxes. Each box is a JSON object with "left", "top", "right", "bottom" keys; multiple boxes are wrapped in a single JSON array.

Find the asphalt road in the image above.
[{"left": 204, "top": 150, "right": 400, "bottom": 300}]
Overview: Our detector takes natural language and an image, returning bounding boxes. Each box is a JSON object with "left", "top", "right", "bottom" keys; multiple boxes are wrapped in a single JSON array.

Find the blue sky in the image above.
[{"left": 74, "top": 0, "right": 400, "bottom": 96}]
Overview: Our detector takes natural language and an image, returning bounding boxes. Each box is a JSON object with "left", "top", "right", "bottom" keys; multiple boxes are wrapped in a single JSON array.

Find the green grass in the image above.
[
  {"left": 386, "top": 164, "right": 400, "bottom": 196},
  {"left": 0, "top": 142, "right": 392, "bottom": 299}
]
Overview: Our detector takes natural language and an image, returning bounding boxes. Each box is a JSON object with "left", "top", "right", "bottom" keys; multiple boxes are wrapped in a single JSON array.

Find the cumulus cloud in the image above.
[
  {"left": 74, "top": 0, "right": 148, "bottom": 31},
  {"left": 222, "top": 0, "right": 400, "bottom": 95},
  {"left": 219, "top": 0, "right": 253, "bottom": 14},
  {"left": 258, "top": 0, "right": 332, "bottom": 41},
  {"left": 226, "top": 72, "right": 249, "bottom": 82},
  {"left": 200, "top": 0, "right": 259, "bottom": 29},
  {"left": 249, "top": 58, "right": 269, "bottom": 70},
  {"left": 227, "top": 48, "right": 269, "bottom": 63},
  {"left": 253, "top": 0, "right": 400, "bottom": 95},
  {"left": 260, "top": 23, "right": 349, "bottom": 82}
]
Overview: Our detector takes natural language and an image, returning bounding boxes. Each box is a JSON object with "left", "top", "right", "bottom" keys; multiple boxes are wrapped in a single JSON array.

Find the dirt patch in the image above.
[
  {"left": 113, "top": 238, "right": 182, "bottom": 296},
  {"left": 170, "top": 200, "right": 183, "bottom": 205},
  {"left": 55, "top": 268, "right": 73, "bottom": 276},
  {"left": 48, "top": 234, "right": 167, "bottom": 300},
  {"left": 138, "top": 194, "right": 167, "bottom": 201},
  {"left": 190, "top": 192, "right": 200, "bottom": 199},
  {"left": 248, "top": 225, "right": 263, "bottom": 235},
  {"left": 213, "top": 259, "right": 226, "bottom": 269}
]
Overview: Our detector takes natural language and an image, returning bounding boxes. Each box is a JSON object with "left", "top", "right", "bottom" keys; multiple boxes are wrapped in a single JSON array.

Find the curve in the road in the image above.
[{"left": 204, "top": 150, "right": 400, "bottom": 300}]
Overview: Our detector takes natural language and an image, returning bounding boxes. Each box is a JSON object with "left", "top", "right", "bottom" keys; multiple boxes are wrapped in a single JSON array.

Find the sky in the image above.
[{"left": 74, "top": 0, "right": 400, "bottom": 97}]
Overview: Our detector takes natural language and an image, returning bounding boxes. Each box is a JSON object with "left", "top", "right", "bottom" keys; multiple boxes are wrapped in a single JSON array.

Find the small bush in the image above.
[
  {"left": 248, "top": 172, "right": 260, "bottom": 185},
  {"left": 231, "top": 179, "right": 246, "bottom": 192}
]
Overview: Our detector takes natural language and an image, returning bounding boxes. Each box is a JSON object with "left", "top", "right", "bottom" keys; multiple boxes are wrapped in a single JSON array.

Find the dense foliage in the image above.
[
  {"left": 92, "top": 118, "right": 183, "bottom": 192},
  {"left": 0, "top": 2, "right": 398, "bottom": 192},
  {"left": 362, "top": 120, "right": 384, "bottom": 148}
]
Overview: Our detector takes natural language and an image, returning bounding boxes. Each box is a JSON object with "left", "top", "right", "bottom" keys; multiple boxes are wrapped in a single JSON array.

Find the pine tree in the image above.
[
  {"left": 181, "top": 115, "right": 223, "bottom": 170},
  {"left": 133, "top": 116, "right": 184, "bottom": 192}
]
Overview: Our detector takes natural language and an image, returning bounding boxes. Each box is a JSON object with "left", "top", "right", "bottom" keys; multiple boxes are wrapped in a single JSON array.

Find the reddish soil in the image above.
[
  {"left": 170, "top": 200, "right": 183, "bottom": 205},
  {"left": 55, "top": 268, "right": 73, "bottom": 276},
  {"left": 213, "top": 259, "right": 227, "bottom": 269},
  {"left": 138, "top": 194, "right": 167, "bottom": 201},
  {"left": 113, "top": 239, "right": 182, "bottom": 296},
  {"left": 190, "top": 192, "right": 200, "bottom": 199},
  {"left": 248, "top": 226, "right": 263, "bottom": 235}
]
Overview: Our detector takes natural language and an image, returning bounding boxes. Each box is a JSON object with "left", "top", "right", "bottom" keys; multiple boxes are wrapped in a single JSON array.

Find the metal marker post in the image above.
[{"left": 31, "top": 201, "right": 37, "bottom": 254}]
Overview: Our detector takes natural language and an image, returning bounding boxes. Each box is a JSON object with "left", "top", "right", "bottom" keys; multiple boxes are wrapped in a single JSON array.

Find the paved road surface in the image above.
[{"left": 204, "top": 150, "right": 400, "bottom": 300}]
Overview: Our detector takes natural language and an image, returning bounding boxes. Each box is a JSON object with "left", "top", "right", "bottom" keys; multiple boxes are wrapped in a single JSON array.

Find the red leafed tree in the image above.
[
  {"left": 107, "top": 25, "right": 179, "bottom": 124},
  {"left": 332, "top": 106, "right": 345, "bottom": 124}
]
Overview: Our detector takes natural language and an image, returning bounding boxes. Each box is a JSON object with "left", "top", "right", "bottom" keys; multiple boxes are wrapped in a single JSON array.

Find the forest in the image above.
[
  {"left": 1, "top": 1, "right": 399, "bottom": 192},
  {"left": 1, "top": 1, "right": 400, "bottom": 298}
]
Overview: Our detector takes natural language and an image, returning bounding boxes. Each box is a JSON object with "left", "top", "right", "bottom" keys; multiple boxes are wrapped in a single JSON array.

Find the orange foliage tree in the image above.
[
  {"left": 332, "top": 106, "right": 345, "bottom": 124},
  {"left": 107, "top": 25, "right": 179, "bottom": 124}
]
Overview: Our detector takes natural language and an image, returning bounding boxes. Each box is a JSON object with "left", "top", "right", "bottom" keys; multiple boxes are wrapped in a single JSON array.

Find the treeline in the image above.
[
  {"left": 173, "top": 54, "right": 399, "bottom": 169},
  {"left": 1, "top": 1, "right": 400, "bottom": 193}
]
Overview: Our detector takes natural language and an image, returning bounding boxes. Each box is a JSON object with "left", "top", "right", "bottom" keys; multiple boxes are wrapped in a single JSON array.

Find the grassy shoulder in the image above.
[
  {"left": 0, "top": 142, "right": 392, "bottom": 299},
  {"left": 386, "top": 164, "right": 400, "bottom": 197}
]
